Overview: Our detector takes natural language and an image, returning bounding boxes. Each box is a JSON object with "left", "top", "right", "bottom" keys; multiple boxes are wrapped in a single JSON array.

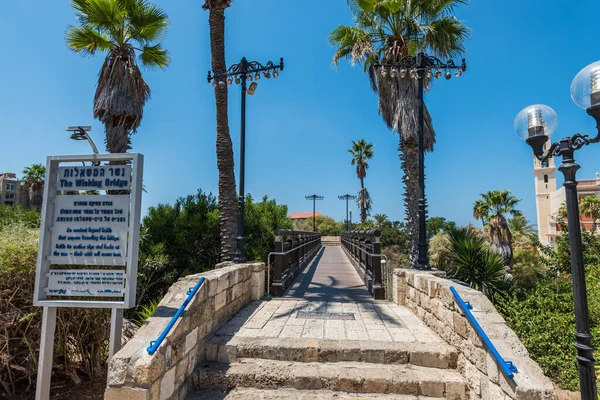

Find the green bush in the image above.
[
  {"left": 0, "top": 204, "right": 40, "bottom": 228},
  {"left": 293, "top": 215, "right": 343, "bottom": 236},
  {"left": 244, "top": 194, "right": 292, "bottom": 262},
  {"left": 446, "top": 227, "right": 510, "bottom": 301},
  {"left": 429, "top": 232, "right": 452, "bottom": 271}
]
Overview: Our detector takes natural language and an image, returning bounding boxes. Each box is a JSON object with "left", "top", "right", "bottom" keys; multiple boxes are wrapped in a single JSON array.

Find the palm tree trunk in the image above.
[
  {"left": 401, "top": 142, "right": 419, "bottom": 267},
  {"left": 208, "top": 6, "right": 237, "bottom": 262},
  {"left": 360, "top": 177, "right": 366, "bottom": 223}
]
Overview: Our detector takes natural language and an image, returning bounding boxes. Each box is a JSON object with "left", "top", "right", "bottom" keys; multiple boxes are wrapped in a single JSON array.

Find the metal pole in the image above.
[
  {"left": 558, "top": 147, "right": 597, "bottom": 400},
  {"left": 35, "top": 306, "right": 56, "bottom": 400},
  {"left": 234, "top": 58, "right": 248, "bottom": 263},
  {"left": 313, "top": 196, "right": 316, "bottom": 232},
  {"left": 416, "top": 52, "right": 430, "bottom": 269},
  {"left": 346, "top": 197, "right": 349, "bottom": 231}
]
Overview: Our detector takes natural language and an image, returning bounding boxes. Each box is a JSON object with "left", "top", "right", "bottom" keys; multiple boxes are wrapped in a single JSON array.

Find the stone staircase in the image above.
[
  {"left": 186, "top": 335, "right": 466, "bottom": 399},
  {"left": 321, "top": 236, "right": 341, "bottom": 246}
]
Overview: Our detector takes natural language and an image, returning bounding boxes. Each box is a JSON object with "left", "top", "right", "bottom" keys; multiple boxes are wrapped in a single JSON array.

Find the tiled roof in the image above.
[{"left": 289, "top": 212, "right": 324, "bottom": 219}]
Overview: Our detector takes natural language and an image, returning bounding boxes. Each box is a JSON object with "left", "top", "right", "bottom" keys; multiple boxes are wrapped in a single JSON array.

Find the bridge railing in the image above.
[
  {"left": 340, "top": 230, "right": 385, "bottom": 299},
  {"left": 269, "top": 229, "right": 321, "bottom": 296}
]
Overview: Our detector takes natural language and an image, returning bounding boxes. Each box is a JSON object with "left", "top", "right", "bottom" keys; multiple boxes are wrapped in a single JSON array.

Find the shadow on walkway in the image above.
[{"left": 283, "top": 246, "right": 373, "bottom": 303}]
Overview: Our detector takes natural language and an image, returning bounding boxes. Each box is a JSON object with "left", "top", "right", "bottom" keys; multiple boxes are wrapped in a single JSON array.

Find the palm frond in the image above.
[
  {"left": 422, "top": 16, "right": 469, "bottom": 60},
  {"left": 71, "top": 0, "right": 126, "bottom": 35},
  {"left": 329, "top": 25, "right": 375, "bottom": 66},
  {"left": 139, "top": 44, "right": 170, "bottom": 69},
  {"left": 124, "top": 0, "right": 169, "bottom": 44},
  {"left": 66, "top": 25, "right": 114, "bottom": 55}
]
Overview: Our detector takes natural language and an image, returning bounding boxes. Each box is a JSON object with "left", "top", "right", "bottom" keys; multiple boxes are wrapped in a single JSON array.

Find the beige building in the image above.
[
  {"left": 0, "top": 172, "right": 28, "bottom": 208},
  {"left": 534, "top": 148, "right": 600, "bottom": 245}
]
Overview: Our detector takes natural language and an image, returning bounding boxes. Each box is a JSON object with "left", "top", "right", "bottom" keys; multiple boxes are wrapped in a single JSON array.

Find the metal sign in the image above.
[
  {"left": 33, "top": 154, "right": 143, "bottom": 309},
  {"left": 34, "top": 154, "right": 143, "bottom": 400}
]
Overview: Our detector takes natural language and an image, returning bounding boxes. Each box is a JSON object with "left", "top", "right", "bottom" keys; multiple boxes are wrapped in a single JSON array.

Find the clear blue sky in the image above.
[{"left": 1, "top": 0, "right": 598, "bottom": 227}]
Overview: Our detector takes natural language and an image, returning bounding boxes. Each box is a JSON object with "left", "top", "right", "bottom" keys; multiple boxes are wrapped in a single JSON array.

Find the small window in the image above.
[{"left": 544, "top": 175, "right": 549, "bottom": 183}]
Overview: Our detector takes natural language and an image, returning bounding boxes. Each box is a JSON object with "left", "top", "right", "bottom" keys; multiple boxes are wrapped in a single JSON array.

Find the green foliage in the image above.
[
  {"left": 244, "top": 194, "right": 292, "bottom": 262},
  {"left": 142, "top": 190, "right": 220, "bottom": 277},
  {"left": 379, "top": 220, "right": 409, "bottom": 250},
  {"left": 0, "top": 204, "right": 40, "bottom": 228},
  {"left": 134, "top": 299, "right": 159, "bottom": 327},
  {"left": 427, "top": 216, "right": 456, "bottom": 238},
  {"left": 294, "top": 215, "right": 344, "bottom": 236},
  {"left": 511, "top": 247, "right": 544, "bottom": 289},
  {"left": 66, "top": 0, "right": 170, "bottom": 68},
  {"left": 429, "top": 232, "right": 452, "bottom": 271},
  {"left": 446, "top": 227, "right": 510, "bottom": 301}
]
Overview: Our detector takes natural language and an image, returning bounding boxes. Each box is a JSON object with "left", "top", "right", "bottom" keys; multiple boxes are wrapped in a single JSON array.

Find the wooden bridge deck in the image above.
[{"left": 283, "top": 246, "right": 373, "bottom": 302}]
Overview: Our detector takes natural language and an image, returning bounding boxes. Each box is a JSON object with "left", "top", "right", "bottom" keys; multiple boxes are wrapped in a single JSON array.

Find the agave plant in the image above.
[{"left": 447, "top": 227, "right": 510, "bottom": 301}]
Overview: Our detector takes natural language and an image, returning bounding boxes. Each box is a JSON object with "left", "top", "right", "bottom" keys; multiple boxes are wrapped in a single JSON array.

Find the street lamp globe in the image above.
[
  {"left": 514, "top": 103, "right": 558, "bottom": 142},
  {"left": 570, "top": 60, "right": 600, "bottom": 110}
]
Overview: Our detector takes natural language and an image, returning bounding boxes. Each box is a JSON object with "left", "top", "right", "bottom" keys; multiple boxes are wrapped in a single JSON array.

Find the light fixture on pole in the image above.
[
  {"left": 338, "top": 194, "right": 356, "bottom": 231},
  {"left": 514, "top": 60, "right": 600, "bottom": 400},
  {"left": 66, "top": 126, "right": 99, "bottom": 166},
  {"left": 207, "top": 57, "right": 284, "bottom": 263},
  {"left": 305, "top": 194, "right": 324, "bottom": 232},
  {"left": 376, "top": 53, "right": 466, "bottom": 270}
]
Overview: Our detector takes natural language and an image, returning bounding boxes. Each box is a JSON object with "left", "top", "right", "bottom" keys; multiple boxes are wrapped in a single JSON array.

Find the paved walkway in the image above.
[
  {"left": 283, "top": 246, "right": 373, "bottom": 302},
  {"left": 212, "top": 299, "right": 444, "bottom": 343}
]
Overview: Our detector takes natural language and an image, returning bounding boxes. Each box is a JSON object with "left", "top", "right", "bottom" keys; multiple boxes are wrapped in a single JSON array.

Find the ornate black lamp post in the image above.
[
  {"left": 376, "top": 53, "right": 466, "bottom": 270},
  {"left": 305, "top": 194, "right": 324, "bottom": 232},
  {"left": 338, "top": 194, "right": 356, "bottom": 231},
  {"left": 208, "top": 57, "right": 284, "bottom": 262},
  {"left": 514, "top": 60, "right": 600, "bottom": 400}
]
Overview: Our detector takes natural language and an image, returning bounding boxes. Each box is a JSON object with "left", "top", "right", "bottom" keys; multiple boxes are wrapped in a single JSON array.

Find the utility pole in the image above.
[{"left": 305, "top": 194, "right": 324, "bottom": 232}]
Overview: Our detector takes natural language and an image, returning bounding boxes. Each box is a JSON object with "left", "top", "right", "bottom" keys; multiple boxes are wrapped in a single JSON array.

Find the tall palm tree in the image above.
[
  {"left": 202, "top": 0, "right": 238, "bottom": 261},
  {"left": 472, "top": 199, "right": 489, "bottom": 228},
  {"left": 580, "top": 195, "right": 600, "bottom": 233},
  {"left": 373, "top": 213, "right": 388, "bottom": 228},
  {"left": 473, "top": 190, "right": 521, "bottom": 267},
  {"left": 22, "top": 164, "right": 46, "bottom": 210},
  {"left": 348, "top": 139, "right": 374, "bottom": 223},
  {"left": 66, "top": 0, "right": 170, "bottom": 156},
  {"left": 330, "top": 0, "right": 469, "bottom": 266},
  {"left": 508, "top": 214, "right": 536, "bottom": 236}
]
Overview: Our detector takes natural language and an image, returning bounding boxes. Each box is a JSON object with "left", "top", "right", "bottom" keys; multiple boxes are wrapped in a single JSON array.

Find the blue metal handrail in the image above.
[
  {"left": 147, "top": 277, "right": 206, "bottom": 356},
  {"left": 450, "top": 286, "right": 518, "bottom": 379}
]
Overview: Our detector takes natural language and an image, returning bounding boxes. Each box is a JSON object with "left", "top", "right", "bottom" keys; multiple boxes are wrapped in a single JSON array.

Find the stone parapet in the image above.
[
  {"left": 391, "top": 268, "right": 556, "bottom": 400},
  {"left": 105, "top": 262, "right": 265, "bottom": 400}
]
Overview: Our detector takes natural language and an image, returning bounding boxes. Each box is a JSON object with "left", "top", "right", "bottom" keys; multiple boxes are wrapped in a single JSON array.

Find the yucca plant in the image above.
[{"left": 447, "top": 227, "right": 510, "bottom": 301}]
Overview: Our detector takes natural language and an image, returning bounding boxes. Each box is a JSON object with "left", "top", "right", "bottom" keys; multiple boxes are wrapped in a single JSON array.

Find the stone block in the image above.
[
  {"left": 217, "top": 272, "right": 229, "bottom": 294},
  {"left": 214, "top": 291, "right": 227, "bottom": 312},
  {"left": 446, "top": 379, "right": 467, "bottom": 400},
  {"left": 175, "top": 357, "right": 189, "bottom": 387},
  {"left": 132, "top": 352, "right": 166, "bottom": 387},
  {"left": 232, "top": 283, "right": 242, "bottom": 300},
  {"left": 487, "top": 351, "right": 500, "bottom": 384},
  {"left": 185, "top": 328, "right": 198, "bottom": 355},
  {"left": 107, "top": 356, "right": 128, "bottom": 387},
  {"left": 336, "top": 366, "right": 364, "bottom": 392},
  {"left": 160, "top": 368, "right": 176, "bottom": 400},
  {"left": 292, "top": 364, "right": 322, "bottom": 390},
  {"left": 362, "top": 367, "right": 390, "bottom": 393},
  {"left": 419, "top": 381, "right": 444, "bottom": 397},
  {"left": 105, "top": 387, "right": 149, "bottom": 400}
]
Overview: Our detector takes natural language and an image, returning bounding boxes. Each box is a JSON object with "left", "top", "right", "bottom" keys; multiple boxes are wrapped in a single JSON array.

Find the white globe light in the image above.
[
  {"left": 514, "top": 104, "right": 558, "bottom": 140},
  {"left": 571, "top": 60, "right": 600, "bottom": 109}
]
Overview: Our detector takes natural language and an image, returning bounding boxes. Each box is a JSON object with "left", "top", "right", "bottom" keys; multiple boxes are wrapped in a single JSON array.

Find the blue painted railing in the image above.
[
  {"left": 147, "top": 277, "right": 206, "bottom": 356},
  {"left": 450, "top": 286, "right": 518, "bottom": 379}
]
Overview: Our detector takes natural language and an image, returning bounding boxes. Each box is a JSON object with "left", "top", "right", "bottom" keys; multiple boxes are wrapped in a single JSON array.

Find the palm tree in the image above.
[
  {"left": 472, "top": 199, "right": 489, "bottom": 228},
  {"left": 202, "top": 0, "right": 238, "bottom": 261},
  {"left": 348, "top": 139, "right": 374, "bottom": 223},
  {"left": 508, "top": 214, "right": 536, "bottom": 236},
  {"left": 580, "top": 195, "right": 600, "bottom": 233},
  {"left": 473, "top": 190, "right": 521, "bottom": 267},
  {"left": 66, "top": 0, "right": 170, "bottom": 156},
  {"left": 22, "top": 164, "right": 46, "bottom": 210},
  {"left": 373, "top": 213, "right": 388, "bottom": 228},
  {"left": 330, "top": 0, "right": 469, "bottom": 266}
]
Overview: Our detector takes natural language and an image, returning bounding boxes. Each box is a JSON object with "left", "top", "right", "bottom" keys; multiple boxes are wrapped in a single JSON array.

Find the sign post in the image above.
[{"left": 33, "top": 153, "right": 143, "bottom": 400}]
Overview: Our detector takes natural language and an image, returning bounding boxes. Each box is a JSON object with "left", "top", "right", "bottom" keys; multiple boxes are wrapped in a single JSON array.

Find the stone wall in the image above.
[
  {"left": 105, "top": 262, "right": 265, "bottom": 400},
  {"left": 392, "top": 268, "right": 556, "bottom": 400}
]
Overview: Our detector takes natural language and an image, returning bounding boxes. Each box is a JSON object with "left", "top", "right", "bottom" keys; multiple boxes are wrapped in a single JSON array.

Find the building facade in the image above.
[
  {"left": 0, "top": 173, "right": 28, "bottom": 208},
  {"left": 534, "top": 149, "right": 600, "bottom": 245}
]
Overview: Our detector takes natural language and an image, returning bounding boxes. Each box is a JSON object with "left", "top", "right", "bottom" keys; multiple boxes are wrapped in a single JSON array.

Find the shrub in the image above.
[
  {"left": 511, "top": 247, "right": 544, "bottom": 289},
  {"left": 293, "top": 215, "right": 343, "bottom": 236},
  {"left": 244, "top": 194, "right": 292, "bottom": 262},
  {"left": 446, "top": 227, "right": 510, "bottom": 301},
  {"left": 429, "top": 232, "right": 452, "bottom": 271}
]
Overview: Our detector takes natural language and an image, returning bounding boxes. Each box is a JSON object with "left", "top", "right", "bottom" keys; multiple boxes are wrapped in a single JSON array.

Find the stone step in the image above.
[
  {"left": 205, "top": 336, "right": 458, "bottom": 369},
  {"left": 187, "top": 387, "right": 447, "bottom": 399},
  {"left": 192, "top": 359, "right": 466, "bottom": 399}
]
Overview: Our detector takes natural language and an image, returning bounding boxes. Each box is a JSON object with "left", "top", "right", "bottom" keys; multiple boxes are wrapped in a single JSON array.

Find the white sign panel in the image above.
[
  {"left": 47, "top": 270, "right": 125, "bottom": 297},
  {"left": 49, "top": 195, "right": 129, "bottom": 266},
  {"left": 56, "top": 165, "right": 131, "bottom": 191}
]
